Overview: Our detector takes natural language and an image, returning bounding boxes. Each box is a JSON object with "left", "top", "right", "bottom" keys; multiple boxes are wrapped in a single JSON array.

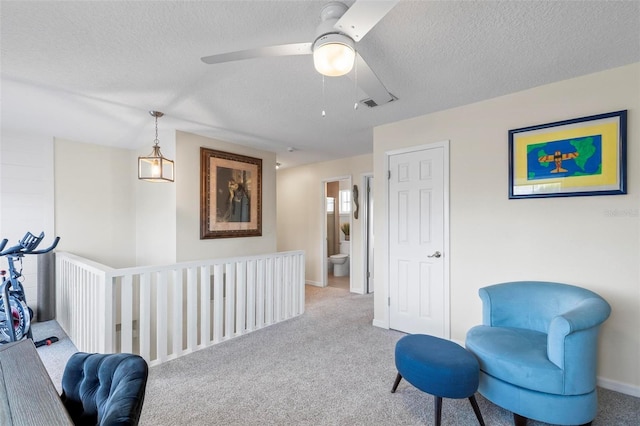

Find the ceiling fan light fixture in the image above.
[{"left": 313, "top": 33, "right": 355, "bottom": 77}]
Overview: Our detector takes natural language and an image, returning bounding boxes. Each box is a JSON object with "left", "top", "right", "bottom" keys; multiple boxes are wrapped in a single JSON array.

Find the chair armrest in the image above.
[{"left": 547, "top": 298, "right": 611, "bottom": 368}]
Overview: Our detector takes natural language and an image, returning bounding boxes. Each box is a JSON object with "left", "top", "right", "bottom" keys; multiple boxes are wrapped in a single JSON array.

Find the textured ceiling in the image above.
[{"left": 1, "top": 0, "right": 639, "bottom": 168}]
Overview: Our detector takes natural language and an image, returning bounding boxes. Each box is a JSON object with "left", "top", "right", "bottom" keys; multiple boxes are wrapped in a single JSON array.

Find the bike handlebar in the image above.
[
  {"left": 0, "top": 239, "right": 7, "bottom": 253},
  {"left": 0, "top": 232, "right": 60, "bottom": 256},
  {"left": 30, "top": 236, "right": 60, "bottom": 254}
]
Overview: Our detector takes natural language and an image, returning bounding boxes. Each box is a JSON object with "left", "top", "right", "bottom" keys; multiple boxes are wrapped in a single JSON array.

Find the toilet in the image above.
[{"left": 330, "top": 241, "right": 350, "bottom": 277}]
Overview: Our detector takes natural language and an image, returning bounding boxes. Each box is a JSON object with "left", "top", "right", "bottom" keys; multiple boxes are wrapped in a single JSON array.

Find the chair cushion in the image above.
[
  {"left": 61, "top": 352, "right": 148, "bottom": 425},
  {"left": 466, "top": 325, "right": 564, "bottom": 395},
  {"left": 395, "top": 334, "right": 479, "bottom": 399}
]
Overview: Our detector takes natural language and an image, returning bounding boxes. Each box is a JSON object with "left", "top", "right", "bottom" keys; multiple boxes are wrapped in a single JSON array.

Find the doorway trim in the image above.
[
  {"left": 361, "top": 173, "right": 374, "bottom": 294},
  {"left": 320, "top": 175, "right": 352, "bottom": 289},
  {"left": 384, "top": 140, "right": 450, "bottom": 338}
]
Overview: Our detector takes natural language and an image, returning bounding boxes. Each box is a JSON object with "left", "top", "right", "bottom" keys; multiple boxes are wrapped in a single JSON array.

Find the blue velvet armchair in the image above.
[{"left": 465, "top": 281, "right": 611, "bottom": 426}]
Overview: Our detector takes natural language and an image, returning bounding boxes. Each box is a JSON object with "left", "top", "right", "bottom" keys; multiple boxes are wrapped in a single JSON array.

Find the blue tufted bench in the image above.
[
  {"left": 61, "top": 352, "right": 149, "bottom": 425},
  {"left": 391, "top": 334, "right": 485, "bottom": 426}
]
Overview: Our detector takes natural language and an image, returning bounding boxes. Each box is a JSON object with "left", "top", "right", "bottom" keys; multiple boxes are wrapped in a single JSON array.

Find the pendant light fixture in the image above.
[{"left": 138, "top": 111, "right": 174, "bottom": 182}]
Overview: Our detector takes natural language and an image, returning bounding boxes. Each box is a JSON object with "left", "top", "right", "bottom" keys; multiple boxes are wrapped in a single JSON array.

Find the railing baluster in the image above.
[
  {"left": 213, "top": 263, "right": 224, "bottom": 343},
  {"left": 157, "top": 271, "right": 168, "bottom": 363},
  {"left": 172, "top": 269, "right": 183, "bottom": 358},
  {"left": 139, "top": 272, "right": 151, "bottom": 362},
  {"left": 299, "top": 253, "right": 306, "bottom": 314},
  {"left": 121, "top": 274, "right": 133, "bottom": 353},
  {"left": 55, "top": 251, "right": 305, "bottom": 367},
  {"left": 200, "top": 265, "right": 211, "bottom": 347},
  {"left": 284, "top": 255, "right": 291, "bottom": 319},
  {"left": 246, "top": 260, "right": 256, "bottom": 332},
  {"left": 265, "top": 257, "right": 274, "bottom": 325},
  {"left": 105, "top": 273, "right": 115, "bottom": 353},
  {"left": 187, "top": 267, "right": 197, "bottom": 351},
  {"left": 225, "top": 263, "right": 236, "bottom": 338},
  {"left": 236, "top": 261, "right": 246, "bottom": 335},
  {"left": 80, "top": 269, "right": 87, "bottom": 350},
  {"left": 275, "top": 257, "right": 283, "bottom": 322},
  {"left": 256, "top": 259, "right": 265, "bottom": 329}
]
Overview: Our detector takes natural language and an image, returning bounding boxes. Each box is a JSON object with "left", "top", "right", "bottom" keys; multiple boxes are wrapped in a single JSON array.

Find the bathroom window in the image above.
[
  {"left": 326, "top": 197, "right": 335, "bottom": 213},
  {"left": 339, "top": 190, "right": 351, "bottom": 214}
]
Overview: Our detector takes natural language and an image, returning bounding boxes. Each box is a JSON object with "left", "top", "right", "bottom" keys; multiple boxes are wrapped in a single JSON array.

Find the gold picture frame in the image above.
[{"left": 200, "top": 148, "right": 262, "bottom": 239}]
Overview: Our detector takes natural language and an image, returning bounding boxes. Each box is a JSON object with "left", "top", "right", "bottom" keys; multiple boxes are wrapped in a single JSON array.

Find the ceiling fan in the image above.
[{"left": 201, "top": 1, "right": 398, "bottom": 106}]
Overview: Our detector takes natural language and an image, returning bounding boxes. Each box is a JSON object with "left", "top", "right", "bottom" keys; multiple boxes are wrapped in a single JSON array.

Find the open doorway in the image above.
[{"left": 322, "top": 176, "right": 352, "bottom": 291}]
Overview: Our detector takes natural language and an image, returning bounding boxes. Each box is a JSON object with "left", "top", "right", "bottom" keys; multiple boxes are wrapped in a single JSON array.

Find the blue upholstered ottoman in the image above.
[{"left": 391, "top": 334, "right": 485, "bottom": 426}]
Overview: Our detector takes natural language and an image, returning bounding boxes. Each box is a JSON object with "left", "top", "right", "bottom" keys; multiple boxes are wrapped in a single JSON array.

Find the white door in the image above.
[{"left": 388, "top": 145, "right": 447, "bottom": 336}]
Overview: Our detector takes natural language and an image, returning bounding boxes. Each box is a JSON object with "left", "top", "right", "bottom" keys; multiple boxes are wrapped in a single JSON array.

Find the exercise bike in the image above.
[{"left": 0, "top": 232, "right": 60, "bottom": 345}]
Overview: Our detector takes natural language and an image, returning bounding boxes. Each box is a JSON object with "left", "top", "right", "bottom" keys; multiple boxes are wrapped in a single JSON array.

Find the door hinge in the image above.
[
  {"left": 388, "top": 297, "right": 391, "bottom": 306},
  {"left": 388, "top": 170, "right": 391, "bottom": 180}
]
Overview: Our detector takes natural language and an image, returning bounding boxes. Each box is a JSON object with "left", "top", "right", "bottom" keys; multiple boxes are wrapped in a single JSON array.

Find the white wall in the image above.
[
  {"left": 175, "top": 131, "right": 277, "bottom": 262},
  {"left": 277, "top": 154, "right": 372, "bottom": 293},
  {"left": 0, "top": 130, "right": 55, "bottom": 318},
  {"left": 54, "top": 139, "right": 137, "bottom": 268},
  {"left": 373, "top": 63, "right": 640, "bottom": 393}
]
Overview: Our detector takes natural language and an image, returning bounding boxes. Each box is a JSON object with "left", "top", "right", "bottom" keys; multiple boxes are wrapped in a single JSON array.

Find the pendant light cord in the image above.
[{"left": 154, "top": 114, "right": 159, "bottom": 146}]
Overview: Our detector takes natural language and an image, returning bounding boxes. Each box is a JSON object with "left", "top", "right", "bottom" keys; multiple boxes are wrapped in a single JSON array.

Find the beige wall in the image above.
[
  {"left": 135, "top": 130, "right": 177, "bottom": 266},
  {"left": 54, "top": 138, "right": 137, "bottom": 268},
  {"left": 175, "top": 131, "right": 277, "bottom": 262},
  {"left": 373, "top": 63, "right": 640, "bottom": 393},
  {"left": 276, "top": 154, "right": 372, "bottom": 293},
  {"left": 54, "top": 130, "right": 276, "bottom": 267}
]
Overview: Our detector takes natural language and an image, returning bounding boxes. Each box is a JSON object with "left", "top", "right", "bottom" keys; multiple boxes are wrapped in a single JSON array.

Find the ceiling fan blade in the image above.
[
  {"left": 348, "top": 52, "right": 394, "bottom": 106},
  {"left": 334, "top": 0, "right": 398, "bottom": 42},
  {"left": 201, "top": 42, "right": 312, "bottom": 65}
]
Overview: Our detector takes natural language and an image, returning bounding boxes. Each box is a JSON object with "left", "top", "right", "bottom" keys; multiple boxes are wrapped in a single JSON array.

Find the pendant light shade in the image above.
[{"left": 138, "top": 111, "right": 174, "bottom": 182}]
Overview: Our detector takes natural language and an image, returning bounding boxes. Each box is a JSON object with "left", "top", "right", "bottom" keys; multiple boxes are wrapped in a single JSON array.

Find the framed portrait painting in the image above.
[
  {"left": 200, "top": 148, "right": 262, "bottom": 239},
  {"left": 508, "top": 110, "right": 627, "bottom": 199}
]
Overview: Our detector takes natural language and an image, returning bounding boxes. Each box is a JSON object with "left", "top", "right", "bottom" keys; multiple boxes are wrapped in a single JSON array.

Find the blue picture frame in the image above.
[{"left": 508, "top": 110, "right": 627, "bottom": 199}]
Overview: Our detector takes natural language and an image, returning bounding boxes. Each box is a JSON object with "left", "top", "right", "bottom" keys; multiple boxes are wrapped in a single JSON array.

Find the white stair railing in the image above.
[{"left": 56, "top": 251, "right": 305, "bottom": 366}]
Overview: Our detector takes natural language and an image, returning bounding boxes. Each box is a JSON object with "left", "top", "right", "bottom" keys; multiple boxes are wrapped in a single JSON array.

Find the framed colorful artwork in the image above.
[
  {"left": 508, "top": 110, "right": 627, "bottom": 199},
  {"left": 200, "top": 148, "right": 262, "bottom": 238}
]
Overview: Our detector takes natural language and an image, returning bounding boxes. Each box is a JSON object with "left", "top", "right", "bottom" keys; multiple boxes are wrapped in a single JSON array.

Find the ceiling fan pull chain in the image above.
[
  {"left": 322, "top": 75, "right": 326, "bottom": 118},
  {"left": 354, "top": 56, "right": 359, "bottom": 111}
]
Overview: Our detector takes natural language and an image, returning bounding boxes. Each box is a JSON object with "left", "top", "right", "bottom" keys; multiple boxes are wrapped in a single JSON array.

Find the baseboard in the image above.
[
  {"left": 452, "top": 338, "right": 465, "bottom": 347},
  {"left": 597, "top": 376, "right": 640, "bottom": 397},
  {"left": 305, "top": 280, "right": 323, "bottom": 287},
  {"left": 372, "top": 319, "right": 388, "bottom": 329}
]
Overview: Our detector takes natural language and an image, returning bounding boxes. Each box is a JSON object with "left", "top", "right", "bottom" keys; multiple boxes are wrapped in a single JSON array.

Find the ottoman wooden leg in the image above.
[
  {"left": 391, "top": 373, "right": 402, "bottom": 393},
  {"left": 468, "top": 395, "right": 485, "bottom": 426},
  {"left": 434, "top": 396, "right": 443, "bottom": 426},
  {"left": 513, "top": 413, "right": 527, "bottom": 426}
]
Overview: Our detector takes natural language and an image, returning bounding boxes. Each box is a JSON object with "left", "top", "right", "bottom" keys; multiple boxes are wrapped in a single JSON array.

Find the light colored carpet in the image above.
[
  {"left": 33, "top": 286, "right": 639, "bottom": 425},
  {"left": 327, "top": 272, "right": 350, "bottom": 291},
  {"left": 33, "top": 318, "right": 78, "bottom": 393}
]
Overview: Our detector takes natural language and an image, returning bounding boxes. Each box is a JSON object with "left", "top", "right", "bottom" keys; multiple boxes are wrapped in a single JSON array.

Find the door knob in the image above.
[{"left": 427, "top": 251, "right": 442, "bottom": 258}]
